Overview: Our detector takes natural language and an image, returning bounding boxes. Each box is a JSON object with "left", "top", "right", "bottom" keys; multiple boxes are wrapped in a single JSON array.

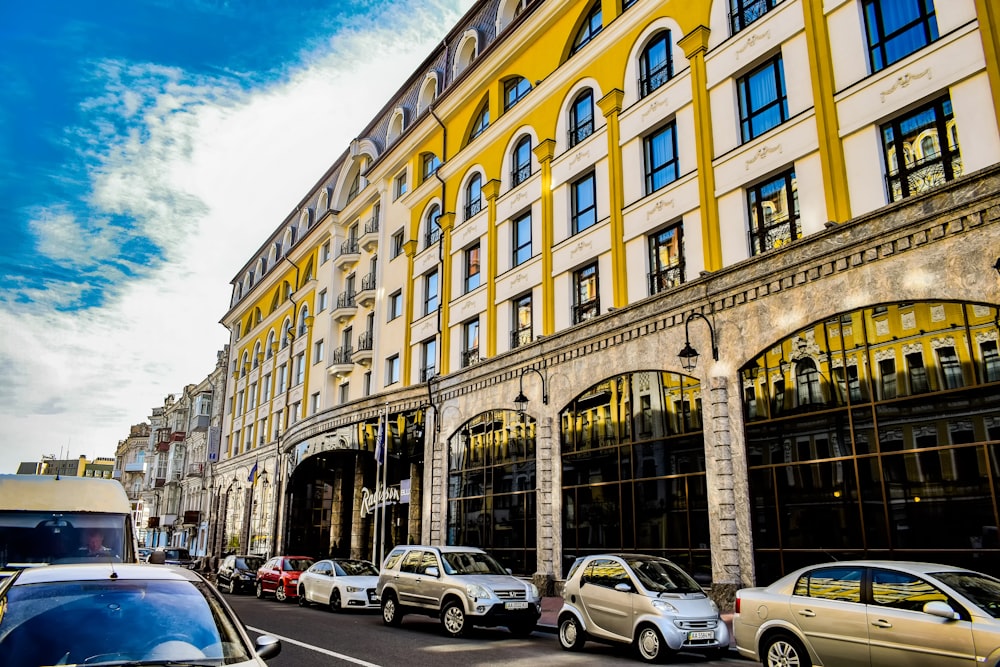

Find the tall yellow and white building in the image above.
[{"left": 214, "top": 0, "right": 1000, "bottom": 603}]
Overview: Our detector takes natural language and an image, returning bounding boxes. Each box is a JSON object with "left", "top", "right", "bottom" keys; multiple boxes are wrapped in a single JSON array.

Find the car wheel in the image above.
[
  {"left": 275, "top": 584, "right": 288, "bottom": 602},
  {"left": 557, "top": 614, "right": 586, "bottom": 651},
  {"left": 634, "top": 624, "right": 669, "bottom": 663},
  {"left": 763, "top": 633, "right": 812, "bottom": 667},
  {"left": 255, "top": 581, "right": 264, "bottom": 599},
  {"left": 298, "top": 587, "right": 309, "bottom": 607},
  {"left": 382, "top": 593, "right": 402, "bottom": 626},
  {"left": 330, "top": 589, "right": 343, "bottom": 612},
  {"left": 441, "top": 600, "right": 467, "bottom": 638}
]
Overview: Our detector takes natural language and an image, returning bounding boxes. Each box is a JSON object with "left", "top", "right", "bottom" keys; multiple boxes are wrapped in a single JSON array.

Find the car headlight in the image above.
[
  {"left": 652, "top": 599, "right": 679, "bottom": 614},
  {"left": 346, "top": 585, "right": 363, "bottom": 593},
  {"left": 465, "top": 583, "right": 492, "bottom": 600},
  {"left": 710, "top": 599, "right": 719, "bottom": 614},
  {"left": 529, "top": 583, "right": 540, "bottom": 599},
  {"left": 288, "top": 578, "right": 298, "bottom": 585}
]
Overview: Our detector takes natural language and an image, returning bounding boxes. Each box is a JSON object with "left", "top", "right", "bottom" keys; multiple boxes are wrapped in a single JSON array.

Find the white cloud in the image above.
[{"left": 0, "top": 1, "right": 471, "bottom": 473}]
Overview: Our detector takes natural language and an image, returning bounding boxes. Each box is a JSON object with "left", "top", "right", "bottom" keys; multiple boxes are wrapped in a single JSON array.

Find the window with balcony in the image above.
[
  {"left": 571, "top": 172, "right": 597, "bottom": 234},
  {"left": 571, "top": 2, "right": 602, "bottom": 55},
  {"left": 463, "top": 319, "right": 480, "bottom": 367},
  {"left": 730, "top": 0, "right": 783, "bottom": 34},
  {"left": 465, "top": 173, "right": 483, "bottom": 219},
  {"left": 512, "top": 211, "right": 532, "bottom": 267},
  {"left": 648, "top": 222, "right": 684, "bottom": 295},
  {"left": 504, "top": 76, "right": 531, "bottom": 111},
  {"left": 639, "top": 31, "right": 673, "bottom": 98},
  {"left": 644, "top": 121, "right": 678, "bottom": 194},
  {"left": 424, "top": 270, "right": 439, "bottom": 316},
  {"left": 863, "top": 0, "right": 938, "bottom": 72},
  {"left": 511, "top": 136, "right": 532, "bottom": 187},
  {"left": 425, "top": 205, "right": 442, "bottom": 247},
  {"left": 511, "top": 294, "right": 532, "bottom": 349},
  {"left": 738, "top": 55, "right": 788, "bottom": 143},
  {"left": 747, "top": 168, "right": 799, "bottom": 255},
  {"left": 573, "top": 262, "right": 600, "bottom": 323},
  {"left": 881, "top": 95, "right": 961, "bottom": 202},
  {"left": 569, "top": 89, "right": 594, "bottom": 147},
  {"left": 465, "top": 244, "right": 481, "bottom": 292}
]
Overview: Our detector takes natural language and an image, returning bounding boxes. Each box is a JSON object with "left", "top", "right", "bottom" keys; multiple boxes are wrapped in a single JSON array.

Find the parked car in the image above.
[
  {"left": 137, "top": 547, "right": 153, "bottom": 563},
  {"left": 734, "top": 559, "right": 1000, "bottom": 667},
  {"left": 298, "top": 558, "right": 380, "bottom": 611},
  {"left": 151, "top": 546, "right": 197, "bottom": 569},
  {"left": 0, "top": 562, "right": 280, "bottom": 667},
  {"left": 556, "top": 553, "right": 728, "bottom": 663},
  {"left": 218, "top": 554, "right": 266, "bottom": 594},
  {"left": 377, "top": 544, "right": 541, "bottom": 638},
  {"left": 256, "top": 555, "right": 314, "bottom": 602}
]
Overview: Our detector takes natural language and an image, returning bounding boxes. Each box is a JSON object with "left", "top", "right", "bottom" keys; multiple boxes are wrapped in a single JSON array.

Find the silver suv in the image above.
[{"left": 376, "top": 545, "right": 541, "bottom": 638}]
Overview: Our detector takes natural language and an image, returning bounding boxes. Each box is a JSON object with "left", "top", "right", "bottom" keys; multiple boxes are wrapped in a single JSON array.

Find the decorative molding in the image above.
[
  {"left": 745, "top": 144, "right": 783, "bottom": 170},
  {"left": 736, "top": 30, "right": 770, "bottom": 58},
  {"left": 511, "top": 272, "right": 528, "bottom": 287},
  {"left": 646, "top": 198, "right": 675, "bottom": 219},
  {"left": 569, "top": 149, "right": 590, "bottom": 167},
  {"left": 880, "top": 68, "right": 932, "bottom": 103},
  {"left": 901, "top": 311, "right": 916, "bottom": 330},
  {"left": 930, "top": 335, "right": 956, "bottom": 350},
  {"left": 569, "top": 239, "right": 592, "bottom": 257},
  {"left": 641, "top": 99, "right": 666, "bottom": 121}
]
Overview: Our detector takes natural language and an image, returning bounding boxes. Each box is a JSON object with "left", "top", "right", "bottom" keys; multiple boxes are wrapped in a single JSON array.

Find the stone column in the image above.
[
  {"left": 408, "top": 460, "right": 422, "bottom": 544},
  {"left": 597, "top": 89, "right": 627, "bottom": 308},
  {"left": 351, "top": 453, "right": 368, "bottom": 560}
]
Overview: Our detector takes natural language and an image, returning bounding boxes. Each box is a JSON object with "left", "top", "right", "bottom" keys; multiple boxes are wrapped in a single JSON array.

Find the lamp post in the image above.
[
  {"left": 513, "top": 366, "right": 549, "bottom": 416},
  {"left": 677, "top": 312, "right": 719, "bottom": 372}
]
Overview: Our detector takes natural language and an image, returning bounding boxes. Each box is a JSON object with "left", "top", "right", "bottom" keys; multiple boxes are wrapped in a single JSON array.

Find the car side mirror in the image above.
[
  {"left": 614, "top": 582, "right": 632, "bottom": 593},
  {"left": 255, "top": 635, "right": 282, "bottom": 660},
  {"left": 148, "top": 551, "right": 166, "bottom": 565},
  {"left": 923, "top": 600, "right": 960, "bottom": 620},
  {"left": 424, "top": 566, "right": 440, "bottom": 577}
]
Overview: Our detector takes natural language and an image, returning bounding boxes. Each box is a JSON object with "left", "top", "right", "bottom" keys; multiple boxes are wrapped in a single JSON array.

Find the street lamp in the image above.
[
  {"left": 677, "top": 312, "right": 719, "bottom": 372},
  {"left": 513, "top": 366, "right": 549, "bottom": 415}
]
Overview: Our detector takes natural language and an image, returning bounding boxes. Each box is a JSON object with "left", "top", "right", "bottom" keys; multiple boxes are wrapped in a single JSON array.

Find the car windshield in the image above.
[
  {"left": 626, "top": 557, "right": 704, "bottom": 594},
  {"left": 165, "top": 549, "right": 190, "bottom": 560},
  {"left": 236, "top": 557, "right": 264, "bottom": 570},
  {"left": 284, "top": 558, "right": 314, "bottom": 571},
  {"left": 934, "top": 571, "right": 1000, "bottom": 618},
  {"left": 442, "top": 551, "right": 508, "bottom": 575},
  {"left": 0, "top": 577, "right": 252, "bottom": 666},
  {"left": 334, "top": 560, "right": 378, "bottom": 577},
  {"left": 0, "top": 512, "right": 128, "bottom": 568}
]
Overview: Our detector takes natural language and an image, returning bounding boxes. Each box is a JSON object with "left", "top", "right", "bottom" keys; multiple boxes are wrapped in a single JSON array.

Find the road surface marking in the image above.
[{"left": 247, "top": 626, "right": 383, "bottom": 667}]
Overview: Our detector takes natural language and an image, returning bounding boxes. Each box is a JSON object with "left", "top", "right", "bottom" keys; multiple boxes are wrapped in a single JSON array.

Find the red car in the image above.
[{"left": 255, "top": 555, "right": 315, "bottom": 602}]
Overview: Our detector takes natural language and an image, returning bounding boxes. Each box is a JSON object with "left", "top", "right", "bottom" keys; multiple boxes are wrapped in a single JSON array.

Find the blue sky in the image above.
[{"left": 0, "top": 0, "right": 473, "bottom": 472}]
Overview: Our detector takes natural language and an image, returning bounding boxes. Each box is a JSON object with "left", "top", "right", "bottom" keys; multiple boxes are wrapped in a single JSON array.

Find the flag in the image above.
[
  {"left": 247, "top": 460, "right": 258, "bottom": 485},
  {"left": 374, "top": 414, "right": 386, "bottom": 466}
]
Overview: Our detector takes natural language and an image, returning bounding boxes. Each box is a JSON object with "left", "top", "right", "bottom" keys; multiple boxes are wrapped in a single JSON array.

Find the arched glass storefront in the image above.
[
  {"left": 742, "top": 301, "right": 1000, "bottom": 583},
  {"left": 447, "top": 410, "right": 536, "bottom": 574},
  {"left": 560, "top": 371, "right": 709, "bottom": 582}
]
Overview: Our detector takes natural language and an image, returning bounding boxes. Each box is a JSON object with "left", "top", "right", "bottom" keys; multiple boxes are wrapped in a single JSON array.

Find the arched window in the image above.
[
  {"left": 387, "top": 108, "right": 406, "bottom": 145},
  {"left": 425, "top": 204, "right": 442, "bottom": 247},
  {"left": 347, "top": 170, "right": 361, "bottom": 203},
  {"left": 421, "top": 152, "right": 442, "bottom": 183},
  {"left": 639, "top": 31, "right": 673, "bottom": 98},
  {"left": 503, "top": 76, "right": 531, "bottom": 111},
  {"left": 571, "top": 2, "right": 602, "bottom": 55},
  {"left": 418, "top": 73, "right": 438, "bottom": 114},
  {"left": 569, "top": 90, "right": 594, "bottom": 147},
  {"left": 512, "top": 136, "right": 532, "bottom": 186},
  {"left": 454, "top": 30, "right": 478, "bottom": 78},
  {"left": 255, "top": 308, "right": 262, "bottom": 324},
  {"left": 318, "top": 188, "right": 329, "bottom": 212},
  {"left": 497, "top": 0, "right": 526, "bottom": 34},
  {"left": 467, "top": 99, "right": 489, "bottom": 144},
  {"left": 253, "top": 342, "right": 262, "bottom": 368},
  {"left": 298, "top": 305, "right": 310, "bottom": 335},
  {"left": 266, "top": 330, "right": 276, "bottom": 359},
  {"left": 465, "top": 174, "right": 483, "bottom": 220},
  {"left": 280, "top": 319, "right": 292, "bottom": 348},
  {"left": 240, "top": 351, "right": 249, "bottom": 377}
]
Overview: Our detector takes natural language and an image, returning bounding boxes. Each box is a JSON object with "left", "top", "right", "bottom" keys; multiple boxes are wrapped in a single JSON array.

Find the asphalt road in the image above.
[{"left": 223, "top": 590, "right": 746, "bottom": 667}]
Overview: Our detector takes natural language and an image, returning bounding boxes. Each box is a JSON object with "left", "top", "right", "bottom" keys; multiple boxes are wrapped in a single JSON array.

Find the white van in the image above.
[{"left": 0, "top": 474, "right": 139, "bottom": 577}]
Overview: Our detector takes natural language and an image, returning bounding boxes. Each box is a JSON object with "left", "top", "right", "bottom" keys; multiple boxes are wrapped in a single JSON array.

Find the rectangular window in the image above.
[
  {"left": 879, "top": 358, "right": 897, "bottom": 399},
  {"left": 313, "top": 339, "right": 325, "bottom": 363},
  {"left": 338, "top": 383, "right": 349, "bottom": 404},
  {"left": 294, "top": 354, "right": 305, "bottom": 386},
  {"left": 648, "top": 222, "right": 684, "bottom": 295},
  {"left": 389, "top": 290, "right": 403, "bottom": 320},
  {"left": 730, "top": 0, "right": 783, "bottom": 34},
  {"left": 386, "top": 355, "right": 400, "bottom": 386},
  {"left": 463, "top": 319, "right": 480, "bottom": 368},
  {"left": 311, "top": 392, "right": 321, "bottom": 415},
  {"left": 573, "top": 262, "right": 600, "bottom": 323},
  {"left": 644, "top": 121, "right": 679, "bottom": 194},
  {"left": 318, "top": 289, "right": 328, "bottom": 312},
  {"left": 881, "top": 96, "right": 961, "bottom": 202},
  {"left": 248, "top": 382, "right": 257, "bottom": 410},
  {"left": 424, "top": 270, "right": 439, "bottom": 315},
  {"left": 236, "top": 390, "right": 244, "bottom": 414},
  {"left": 392, "top": 230, "right": 405, "bottom": 258},
  {"left": 982, "top": 340, "right": 1000, "bottom": 383},
  {"left": 363, "top": 371, "right": 372, "bottom": 396},
  {"left": 571, "top": 172, "right": 597, "bottom": 234},
  {"left": 863, "top": 0, "right": 938, "bottom": 72},
  {"left": 937, "top": 346, "right": 964, "bottom": 389},
  {"left": 512, "top": 212, "right": 532, "bottom": 267},
  {"left": 421, "top": 338, "right": 437, "bottom": 382},
  {"left": 321, "top": 241, "right": 331, "bottom": 263},
  {"left": 465, "top": 244, "right": 481, "bottom": 292},
  {"left": 511, "top": 294, "right": 532, "bottom": 349},
  {"left": 906, "top": 351, "right": 928, "bottom": 394},
  {"left": 747, "top": 168, "right": 799, "bottom": 255},
  {"left": 290, "top": 401, "right": 301, "bottom": 424},
  {"left": 262, "top": 374, "right": 271, "bottom": 402},
  {"left": 738, "top": 55, "right": 788, "bottom": 143},
  {"left": 258, "top": 419, "right": 267, "bottom": 446},
  {"left": 393, "top": 171, "right": 408, "bottom": 199},
  {"left": 277, "top": 365, "right": 287, "bottom": 393}
]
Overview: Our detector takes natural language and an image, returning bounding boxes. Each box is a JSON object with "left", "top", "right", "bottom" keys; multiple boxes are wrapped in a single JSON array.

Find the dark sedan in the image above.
[{"left": 218, "top": 554, "right": 266, "bottom": 594}]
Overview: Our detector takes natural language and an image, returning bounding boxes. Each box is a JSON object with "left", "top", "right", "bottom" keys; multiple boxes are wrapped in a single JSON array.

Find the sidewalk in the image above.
[{"left": 536, "top": 596, "right": 737, "bottom": 654}]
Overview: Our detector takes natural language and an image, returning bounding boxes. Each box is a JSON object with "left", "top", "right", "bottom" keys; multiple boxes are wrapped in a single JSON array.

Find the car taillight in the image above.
[{"left": 734, "top": 596, "right": 741, "bottom": 614}]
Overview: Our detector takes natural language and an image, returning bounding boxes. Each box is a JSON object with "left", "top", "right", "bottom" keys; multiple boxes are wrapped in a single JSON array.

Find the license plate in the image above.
[
  {"left": 505, "top": 601, "right": 529, "bottom": 610},
  {"left": 688, "top": 630, "right": 714, "bottom": 641}
]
